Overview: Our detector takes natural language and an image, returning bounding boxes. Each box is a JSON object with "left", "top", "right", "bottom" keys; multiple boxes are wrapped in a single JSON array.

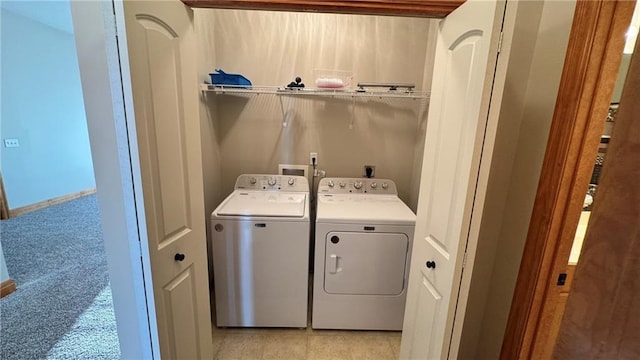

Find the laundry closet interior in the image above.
[
  {"left": 196, "top": 9, "right": 437, "bottom": 211},
  {"left": 191, "top": 7, "right": 439, "bottom": 329}
]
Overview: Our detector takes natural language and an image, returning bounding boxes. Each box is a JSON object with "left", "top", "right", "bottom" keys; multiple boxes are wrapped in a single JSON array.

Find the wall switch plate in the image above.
[
  {"left": 310, "top": 152, "right": 318, "bottom": 166},
  {"left": 4, "top": 139, "right": 19, "bottom": 148}
]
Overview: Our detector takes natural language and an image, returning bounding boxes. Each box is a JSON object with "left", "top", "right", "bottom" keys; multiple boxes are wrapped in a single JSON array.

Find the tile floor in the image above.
[{"left": 212, "top": 327, "right": 402, "bottom": 360}]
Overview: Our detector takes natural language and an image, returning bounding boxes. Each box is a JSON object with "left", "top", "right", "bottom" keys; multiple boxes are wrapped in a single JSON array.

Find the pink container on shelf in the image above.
[{"left": 314, "top": 69, "right": 354, "bottom": 89}]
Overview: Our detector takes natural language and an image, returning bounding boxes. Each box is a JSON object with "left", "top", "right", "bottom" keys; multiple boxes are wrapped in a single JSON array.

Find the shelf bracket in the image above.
[
  {"left": 278, "top": 95, "right": 292, "bottom": 128},
  {"left": 349, "top": 96, "right": 356, "bottom": 130}
]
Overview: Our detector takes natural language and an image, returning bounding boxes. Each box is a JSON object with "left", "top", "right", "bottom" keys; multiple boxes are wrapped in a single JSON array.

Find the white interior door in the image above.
[
  {"left": 400, "top": 0, "right": 504, "bottom": 358},
  {"left": 121, "top": 1, "right": 213, "bottom": 358}
]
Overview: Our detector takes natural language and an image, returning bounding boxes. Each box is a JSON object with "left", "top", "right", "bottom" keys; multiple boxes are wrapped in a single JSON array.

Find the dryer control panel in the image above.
[
  {"left": 318, "top": 177, "right": 398, "bottom": 195},
  {"left": 234, "top": 174, "right": 309, "bottom": 192}
]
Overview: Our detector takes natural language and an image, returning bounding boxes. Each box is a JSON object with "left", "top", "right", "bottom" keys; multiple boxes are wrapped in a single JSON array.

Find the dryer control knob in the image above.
[
  {"left": 288, "top": 177, "right": 295, "bottom": 185},
  {"left": 370, "top": 182, "right": 377, "bottom": 189},
  {"left": 249, "top": 177, "right": 257, "bottom": 185},
  {"left": 268, "top": 177, "right": 277, "bottom": 186},
  {"left": 328, "top": 180, "right": 335, "bottom": 188},
  {"left": 381, "top": 182, "right": 389, "bottom": 189},
  {"left": 354, "top": 181, "right": 363, "bottom": 189}
]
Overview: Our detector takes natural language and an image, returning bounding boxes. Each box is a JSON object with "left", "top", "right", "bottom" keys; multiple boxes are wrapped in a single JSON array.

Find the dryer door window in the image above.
[{"left": 324, "top": 231, "right": 409, "bottom": 295}]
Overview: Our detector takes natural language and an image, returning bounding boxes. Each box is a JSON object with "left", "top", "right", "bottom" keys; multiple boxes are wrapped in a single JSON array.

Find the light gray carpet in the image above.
[{"left": 0, "top": 194, "right": 120, "bottom": 359}]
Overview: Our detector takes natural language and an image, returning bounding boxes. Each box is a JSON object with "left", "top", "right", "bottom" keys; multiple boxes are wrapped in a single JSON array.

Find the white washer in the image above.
[
  {"left": 211, "top": 174, "right": 309, "bottom": 328},
  {"left": 313, "top": 177, "right": 415, "bottom": 330}
]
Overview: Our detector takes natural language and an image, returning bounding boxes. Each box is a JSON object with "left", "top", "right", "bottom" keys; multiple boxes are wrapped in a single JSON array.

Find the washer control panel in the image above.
[
  {"left": 318, "top": 178, "right": 397, "bottom": 195},
  {"left": 234, "top": 174, "right": 309, "bottom": 192}
]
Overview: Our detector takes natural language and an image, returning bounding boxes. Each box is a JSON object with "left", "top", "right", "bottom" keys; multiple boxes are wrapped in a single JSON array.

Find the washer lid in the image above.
[
  {"left": 316, "top": 194, "right": 416, "bottom": 225},
  {"left": 217, "top": 191, "right": 307, "bottom": 217}
]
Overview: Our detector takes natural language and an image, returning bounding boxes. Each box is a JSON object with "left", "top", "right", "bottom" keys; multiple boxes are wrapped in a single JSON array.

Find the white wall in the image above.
[
  {"left": 1, "top": 6, "right": 95, "bottom": 209},
  {"left": 194, "top": 9, "right": 437, "bottom": 211},
  {"left": 458, "top": 1, "right": 577, "bottom": 358}
]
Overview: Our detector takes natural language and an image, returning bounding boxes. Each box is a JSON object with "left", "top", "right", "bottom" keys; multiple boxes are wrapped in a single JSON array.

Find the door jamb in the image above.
[
  {"left": 70, "top": 1, "right": 157, "bottom": 358},
  {"left": 500, "top": 1, "right": 635, "bottom": 358}
]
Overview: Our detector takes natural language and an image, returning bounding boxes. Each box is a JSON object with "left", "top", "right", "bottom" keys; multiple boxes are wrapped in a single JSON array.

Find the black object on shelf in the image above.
[{"left": 286, "top": 76, "right": 305, "bottom": 89}]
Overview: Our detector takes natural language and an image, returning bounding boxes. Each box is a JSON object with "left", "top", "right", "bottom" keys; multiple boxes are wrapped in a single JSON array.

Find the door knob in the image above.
[
  {"left": 174, "top": 253, "right": 186, "bottom": 262},
  {"left": 426, "top": 261, "right": 436, "bottom": 269}
]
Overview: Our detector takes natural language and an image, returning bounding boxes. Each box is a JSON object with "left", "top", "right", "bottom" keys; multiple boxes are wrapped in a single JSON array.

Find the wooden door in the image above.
[
  {"left": 122, "top": 1, "right": 213, "bottom": 358},
  {"left": 553, "top": 33, "right": 640, "bottom": 359},
  {"left": 399, "top": 0, "right": 504, "bottom": 358}
]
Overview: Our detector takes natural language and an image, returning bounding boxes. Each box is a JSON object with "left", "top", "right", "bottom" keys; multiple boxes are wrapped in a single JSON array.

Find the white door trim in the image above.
[
  {"left": 447, "top": 1, "right": 513, "bottom": 357},
  {"left": 70, "top": 1, "right": 159, "bottom": 358}
]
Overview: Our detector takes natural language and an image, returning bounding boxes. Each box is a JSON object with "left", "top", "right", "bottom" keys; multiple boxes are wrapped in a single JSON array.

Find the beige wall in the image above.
[
  {"left": 612, "top": 54, "right": 632, "bottom": 103},
  {"left": 603, "top": 54, "right": 632, "bottom": 137},
  {"left": 195, "top": 10, "right": 223, "bottom": 283},
  {"left": 458, "top": 0, "right": 577, "bottom": 358},
  {"left": 194, "top": 9, "right": 437, "bottom": 210}
]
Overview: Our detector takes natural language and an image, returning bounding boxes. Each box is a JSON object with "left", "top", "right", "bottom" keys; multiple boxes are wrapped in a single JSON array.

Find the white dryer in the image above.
[
  {"left": 211, "top": 174, "right": 309, "bottom": 328},
  {"left": 312, "top": 177, "right": 415, "bottom": 330}
]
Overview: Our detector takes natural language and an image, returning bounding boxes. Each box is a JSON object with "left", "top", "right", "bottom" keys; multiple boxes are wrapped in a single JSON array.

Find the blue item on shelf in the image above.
[{"left": 209, "top": 69, "right": 252, "bottom": 87}]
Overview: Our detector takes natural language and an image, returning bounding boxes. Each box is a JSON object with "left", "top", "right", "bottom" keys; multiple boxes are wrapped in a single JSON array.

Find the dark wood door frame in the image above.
[
  {"left": 501, "top": 1, "right": 635, "bottom": 358},
  {"left": 182, "top": 0, "right": 464, "bottom": 17}
]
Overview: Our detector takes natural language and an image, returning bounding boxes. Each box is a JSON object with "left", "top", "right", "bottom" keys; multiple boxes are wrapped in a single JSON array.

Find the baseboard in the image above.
[
  {"left": 0, "top": 279, "right": 17, "bottom": 298},
  {"left": 9, "top": 188, "right": 97, "bottom": 218}
]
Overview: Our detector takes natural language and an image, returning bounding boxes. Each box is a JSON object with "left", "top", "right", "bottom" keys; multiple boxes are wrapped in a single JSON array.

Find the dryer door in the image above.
[{"left": 324, "top": 231, "right": 409, "bottom": 295}]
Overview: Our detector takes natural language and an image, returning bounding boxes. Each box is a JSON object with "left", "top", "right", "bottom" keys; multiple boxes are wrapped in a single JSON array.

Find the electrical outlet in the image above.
[
  {"left": 310, "top": 152, "right": 318, "bottom": 166},
  {"left": 4, "top": 139, "right": 19, "bottom": 148},
  {"left": 364, "top": 165, "right": 376, "bottom": 178}
]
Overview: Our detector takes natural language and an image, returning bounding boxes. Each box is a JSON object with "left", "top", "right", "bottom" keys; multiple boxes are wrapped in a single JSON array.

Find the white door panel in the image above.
[
  {"left": 401, "top": 0, "right": 504, "bottom": 358},
  {"left": 163, "top": 267, "right": 199, "bottom": 359},
  {"left": 412, "top": 272, "right": 442, "bottom": 360},
  {"left": 123, "top": 1, "right": 213, "bottom": 358}
]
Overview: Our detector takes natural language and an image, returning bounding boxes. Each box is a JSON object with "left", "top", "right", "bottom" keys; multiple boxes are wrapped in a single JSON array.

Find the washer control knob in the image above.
[
  {"left": 328, "top": 180, "right": 335, "bottom": 188},
  {"left": 288, "top": 177, "right": 295, "bottom": 185},
  {"left": 268, "top": 177, "right": 277, "bottom": 186},
  {"left": 249, "top": 177, "right": 257, "bottom": 185},
  {"left": 339, "top": 182, "right": 346, "bottom": 188},
  {"left": 381, "top": 182, "right": 389, "bottom": 190},
  {"left": 354, "top": 181, "right": 363, "bottom": 189},
  {"left": 370, "top": 182, "right": 377, "bottom": 189}
]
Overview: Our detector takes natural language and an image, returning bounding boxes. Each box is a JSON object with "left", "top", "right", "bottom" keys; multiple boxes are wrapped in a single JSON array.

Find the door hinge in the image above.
[
  {"left": 497, "top": 31, "right": 504, "bottom": 54},
  {"left": 462, "top": 252, "right": 468, "bottom": 269}
]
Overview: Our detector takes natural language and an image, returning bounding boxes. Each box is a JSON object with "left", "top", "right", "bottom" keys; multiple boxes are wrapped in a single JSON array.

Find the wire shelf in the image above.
[{"left": 200, "top": 84, "right": 429, "bottom": 100}]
